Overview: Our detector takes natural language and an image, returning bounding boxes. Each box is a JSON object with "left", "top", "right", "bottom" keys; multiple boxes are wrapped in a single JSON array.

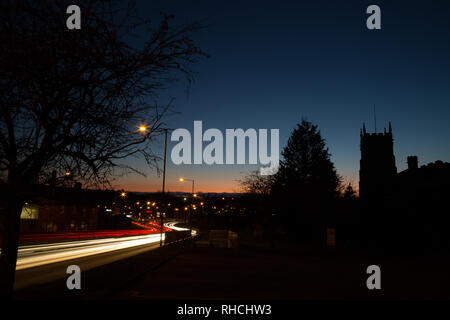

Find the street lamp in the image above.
[
  {"left": 160, "top": 128, "right": 173, "bottom": 247},
  {"left": 138, "top": 125, "right": 148, "bottom": 133},
  {"left": 179, "top": 177, "right": 195, "bottom": 197},
  {"left": 179, "top": 177, "right": 195, "bottom": 238}
]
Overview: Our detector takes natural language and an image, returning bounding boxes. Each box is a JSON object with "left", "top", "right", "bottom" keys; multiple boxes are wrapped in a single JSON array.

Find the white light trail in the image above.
[
  {"left": 16, "top": 233, "right": 164, "bottom": 270},
  {"left": 14, "top": 221, "right": 191, "bottom": 271},
  {"left": 164, "top": 222, "right": 197, "bottom": 235}
]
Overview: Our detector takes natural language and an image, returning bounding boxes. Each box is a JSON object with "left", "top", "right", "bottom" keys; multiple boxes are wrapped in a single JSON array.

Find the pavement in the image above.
[
  {"left": 13, "top": 240, "right": 450, "bottom": 300},
  {"left": 112, "top": 246, "right": 450, "bottom": 300}
]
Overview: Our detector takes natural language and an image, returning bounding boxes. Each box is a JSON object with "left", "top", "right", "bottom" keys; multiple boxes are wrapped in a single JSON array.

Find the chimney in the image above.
[{"left": 407, "top": 156, "right": 418, "bottom": 170}]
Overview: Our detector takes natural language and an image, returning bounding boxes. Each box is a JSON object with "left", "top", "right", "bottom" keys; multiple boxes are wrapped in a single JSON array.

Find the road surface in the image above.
[{"left": 14, "top": 222, "right": 193, "bottom": 290}]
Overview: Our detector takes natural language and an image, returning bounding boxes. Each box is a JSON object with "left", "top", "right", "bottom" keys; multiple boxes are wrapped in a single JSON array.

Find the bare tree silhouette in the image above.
[
  {"left": 343, "top": 183, "right": 357, "bottom": 199},
  {"left": 239, "top": 170, "right": 273, "bottom": 196},
  {"left": 0, "top": 0, "right": 208, "bottom": 298}
]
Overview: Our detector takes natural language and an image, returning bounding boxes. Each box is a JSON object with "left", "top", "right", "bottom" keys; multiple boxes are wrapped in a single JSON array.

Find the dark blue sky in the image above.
[{"left": 119, "top": 0, "right": 450, "bottom": 193}]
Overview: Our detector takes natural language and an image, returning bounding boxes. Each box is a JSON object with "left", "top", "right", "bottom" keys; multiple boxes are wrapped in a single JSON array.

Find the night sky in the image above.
[{"left": 117, "top": 0, "right": 450, "bottom": 193}]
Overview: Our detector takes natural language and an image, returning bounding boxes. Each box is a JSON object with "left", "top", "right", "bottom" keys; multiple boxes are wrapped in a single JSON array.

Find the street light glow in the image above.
[
  {"left": 179, "top": 177, "right": 184, "bottom": 182},
  {"left": 138, "top": 125, "right": 148, "bottom": 132}
]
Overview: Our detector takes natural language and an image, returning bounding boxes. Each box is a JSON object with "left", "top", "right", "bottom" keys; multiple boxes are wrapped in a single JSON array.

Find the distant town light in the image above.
[
  {"left": 179, "top": 177, "right": 184, "bottom": 182},
  {"left": 120, "top": 192, "right": 126, "bottom": 197}
]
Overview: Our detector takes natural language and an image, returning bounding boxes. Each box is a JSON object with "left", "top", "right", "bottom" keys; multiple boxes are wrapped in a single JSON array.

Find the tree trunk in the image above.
[{"left": 0, "top": 194, "right": 23, "bottom": 299}]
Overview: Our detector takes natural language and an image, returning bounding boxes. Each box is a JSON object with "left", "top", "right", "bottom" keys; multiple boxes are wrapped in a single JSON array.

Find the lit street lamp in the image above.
[
  {"left": 179, "top": 177, "right": 195, "bottom": 238},
  {"left": 138, "top": 125, "right": 148, "bottom": 133}
]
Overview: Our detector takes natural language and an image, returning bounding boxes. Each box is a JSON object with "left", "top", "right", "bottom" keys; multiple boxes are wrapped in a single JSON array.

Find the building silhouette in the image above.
[
  {"left": 357, "top": 122, "right": 450, "bottom": 250},
  {"left": 359, "top": 122, "right": 397, "bottom": 200},
  {"left": 407, "top": 155, "right": 418, "bottom": 170}
]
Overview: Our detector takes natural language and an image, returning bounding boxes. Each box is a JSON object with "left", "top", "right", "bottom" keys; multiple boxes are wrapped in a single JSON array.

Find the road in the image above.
[
  {"left": 16, "top": 233, "right": 165, "bottom": 271},
  {"left": 14, "top": 222, "right": 192, "bottom": 290}
]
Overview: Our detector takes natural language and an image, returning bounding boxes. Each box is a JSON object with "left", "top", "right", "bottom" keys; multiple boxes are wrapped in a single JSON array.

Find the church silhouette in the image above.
[{"left": 358, "top": 122, "right": 450, "bottom": 252}]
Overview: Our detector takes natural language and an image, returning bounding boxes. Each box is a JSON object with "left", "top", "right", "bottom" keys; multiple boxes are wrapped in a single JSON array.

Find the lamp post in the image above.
[
  {"left": 160, "top": 129, "right": 168, "bottom": 247},
  {"left": 179, "top": 177, "right": 194, "bottom": 238},
  {"left": 160, "top": 128, "right": 174, "bottom": 246},
  {"left": 138, "top": 124, "right": 170, "bottom": 246}
]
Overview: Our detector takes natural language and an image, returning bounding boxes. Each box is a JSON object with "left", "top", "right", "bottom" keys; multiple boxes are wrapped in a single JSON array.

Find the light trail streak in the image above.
[
  {"left": 164, "top": 222, "right": 198, "bottom": 235},
  {"left": 16, "top": 233, "right": 164, "bottom": 270},
  {"left": 13, "top": 221, "right": 190, "bottom": 271},
  {"left": 164, "top": 222, "right": 189, "bottom": 231},
  {"left": 17, "top": 229, "right": 161, "bottom": 244}
]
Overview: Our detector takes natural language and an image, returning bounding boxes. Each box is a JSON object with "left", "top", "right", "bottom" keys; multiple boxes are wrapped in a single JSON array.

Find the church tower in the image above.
[{"left": 359, "top": 122, "right": 397, "bottom": 200}]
